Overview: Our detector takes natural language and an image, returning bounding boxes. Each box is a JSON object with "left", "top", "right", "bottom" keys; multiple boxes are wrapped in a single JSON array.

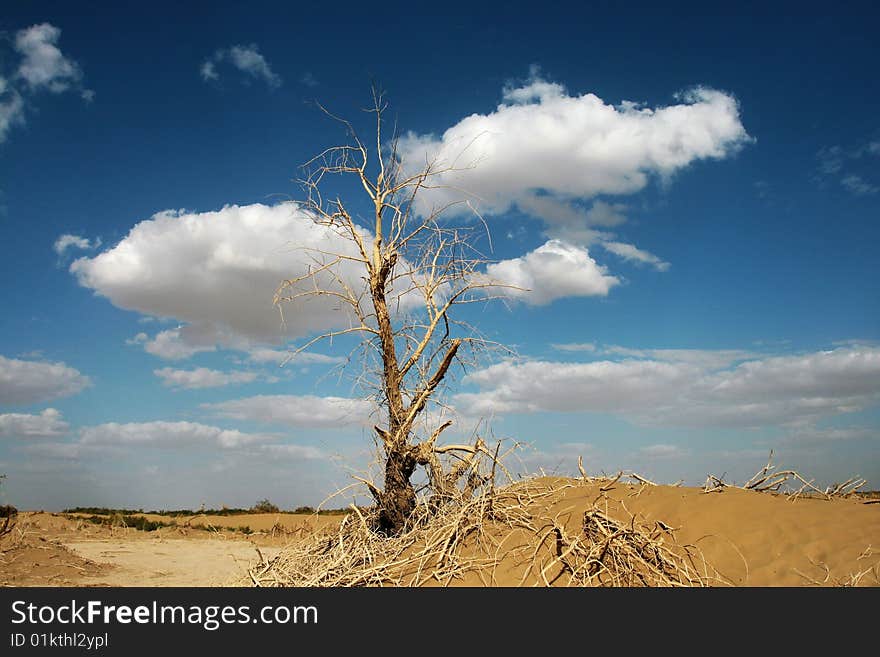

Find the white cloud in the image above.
[
  {"left": 202, "top": 394, "right": 373, "bottom": 428},
  {"left": 551, "top": 342, "right": 596, "bottom": 352},
  {"left": 201, "top": 44, "right": 281, "bottom": 88},
  {"left": 780, "top": 426, "right": 876, "bottom": 445},
  {"left": 14, "top": 23, "right": 90, "bottom": 96},
  {"left": 485, "top": 239, "right": 619, "bottom": 304},
  {"left": 0, "top": 78, "right": 25, "bottom": 143},
  {"left": 23, "top": 420, "right": 326, "bottom": 462},
  {"left": 454, "top": 346, "right": 880, "bottom": 429},
  {"left": 0, "top": 408, "right": 68, "bottom": 438},
  {"left": 398, "top": 78, "right": 750, "bottom": 228},
  {"left": 53, "top": 233, "right": 100, "bottom": 255},
  {"left": 200, "top": 60, "right": 218, "bottom": 81},
  {"left": 247, "top": 348, "right": 345, "bottom": 365},
  {"left": 600, "top": 346, "right": 756, "bottom": 370},
  {"left": 21, "top": 441, "right": 87, "bottom": 459},
  {"left": 816, "top": 145, "right": 844, "bottom": 176},
  {"left": 252, "top": 444, "right": 325, "bottom": 460},
  {"left": 141, "top": 329, "right": 218, "bottom": 360},
  {"left": 154, "top": 367, "right": 258, "bottom": 390},
  {"left": 0, "top": 355, "right": 91, "bottom": 405},
  {"left": 815, "top": 140, "right": 880, "bottom": 195},
  {"left": 125, "top": 332, "right": 149, "bottom": 346},
  {"left": 841, "top": 174, "right": 878, "bottom": 196},
  {"left": 584, "top": 200, "right": 629, "bottom": 227},
  {"left": 0, "top": 24, "right": 92, "bottom": 145},
  {"left": 601, "top": 241, "right": 670, "bottom": 271},
  {"left": 71, "top": 203, "right": 374, "bottom": 356},
  {"left": 638, "top": 444, "right": 686, "bottom": 459},
  {"left": 79, "top": 421, "right": 276, "bottom": 449},
  {"left": 457, "top": 358, "right": 697, "bottom": 416}
]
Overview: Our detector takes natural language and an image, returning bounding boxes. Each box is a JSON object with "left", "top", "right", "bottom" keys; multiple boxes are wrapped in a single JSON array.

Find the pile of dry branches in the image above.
[
  {"left": 243, "top": 473, "right": 715, "bottom": 587},
  {"left": 0, "top": 505, "right": 16, "bottom": 542},
  {"left": 703, "top": 450, "right": 868, "bottom": 501}
]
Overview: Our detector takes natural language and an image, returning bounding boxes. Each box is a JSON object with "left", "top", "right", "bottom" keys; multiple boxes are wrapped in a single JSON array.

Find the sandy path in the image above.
[{"left": 64, "top": 538, "right": 281, "bottom": 586}]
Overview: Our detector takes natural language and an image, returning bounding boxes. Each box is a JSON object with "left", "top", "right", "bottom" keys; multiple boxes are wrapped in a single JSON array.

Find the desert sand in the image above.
[{"left": 2, "top": 479, "right": 878, "bottom": 587}]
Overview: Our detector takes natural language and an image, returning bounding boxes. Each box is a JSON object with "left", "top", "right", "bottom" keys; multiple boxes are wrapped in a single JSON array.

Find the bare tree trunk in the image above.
[{"left": 376, "top": 446, "right": 417, "bottom": 534}]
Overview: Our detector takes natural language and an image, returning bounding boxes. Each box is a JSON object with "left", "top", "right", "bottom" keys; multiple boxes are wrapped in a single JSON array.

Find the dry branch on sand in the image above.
[
  {"left": 0, "top": 505, "right": 16, "bottom": 542},
  {"left": 703, "top": 451, "right": 867, "bottom": 501},
  {"left": 242, "top": 473, "right": 718, "bottom": 588}
]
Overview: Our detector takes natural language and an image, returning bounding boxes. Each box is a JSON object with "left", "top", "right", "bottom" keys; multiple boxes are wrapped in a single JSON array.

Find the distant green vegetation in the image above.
[
  {"left": 252, "top": 499, "right": 280, "bottom": 513},
  {"left": 63, "top": 501, "right": 354, "bottom": 517},
  {"left": 63, "top": 507, "right": 145, "bottom": 516},
  {"left": 291, "top": 506, "right": 351, "bottom": 516},
  {"left": 69, "top": 513, "right": 176, "bottom": 532},
  {"left": 64, "top": 513, "right": 261, "bottom": 535}
]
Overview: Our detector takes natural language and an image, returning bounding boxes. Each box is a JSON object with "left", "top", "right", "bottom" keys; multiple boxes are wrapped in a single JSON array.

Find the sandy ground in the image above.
[
  {"left": 0, "top": 512, "right": 331, "bottom": 587},
  {"left": 546, "top": 481, "right": 880, "bottom": 586},
  {"left": 2, "top": 483, "right": 879, "bottom": 586}
]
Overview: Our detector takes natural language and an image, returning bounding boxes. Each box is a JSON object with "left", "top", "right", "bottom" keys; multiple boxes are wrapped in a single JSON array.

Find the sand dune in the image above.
[{"left": 2, "top": 480, "right": 878, "bottom": 587}]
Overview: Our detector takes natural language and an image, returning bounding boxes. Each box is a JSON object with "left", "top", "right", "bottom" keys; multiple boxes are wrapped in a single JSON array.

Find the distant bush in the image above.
[
  {"left": 68, "top": 513, "right": 176, "bottom": 532},
  {"left": 63, "top": 503, "right": 355, "bottom": 518},
  {"left": 251, "top": 499, "right": 280, "bottom": 513},
  {"left": 63, "top": 507, "right": 144, "bottom": 515}
]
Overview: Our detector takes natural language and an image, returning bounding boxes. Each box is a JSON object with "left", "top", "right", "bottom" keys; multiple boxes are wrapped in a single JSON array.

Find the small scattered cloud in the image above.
[
  {"left": 200, "top": 60, "right": 218, "bottom": 81},
  {"left": 0, "top": 23, "right": 92, "bottom": 144},
  {"left": 0, "top": 78, "right": 25, "bottom": 144},
  {"left": 247, "top": 348, "right": 345, "bottom": 366},
  {"left": 125, "top": 332, "right": 148, "bottom": 346},
  {"left": 551, "top": 342, "right": 596, "bottom": 352},
  {"left": 601, "top": 241, "right": 670, "bottom": 271},
  {"left": 14, "top": 23, "right": 90, "bottom": 95},
  {"left": 154, "top": 367, "right": 258, "bottom": 390},
  {"left": 841, "top": 174, "right": 878, "bottom": 196},
  {"left": 815, "top": 139, "right": 880, "bottom": 195},
  {"left": 816, "top": 145, "right": 844, "bottom": 176},
  {"left": 485, "top": 239, "right": 619, "bottom": 304},
  {"left": 300, "top": 72, "right": 318, "bottom": 87},
  {"left": 0, "top": 355, "right": 91, "bottom": 406},
  {"left": 201, "top": 44, "right": 281, "bottom": 88},
  {"left": 53, "top": 233, "right": 100, "bottom": 256},
  {"left": 638, "top": 444, "right": 686, "bottom": 459},
  {"left": 129, "top": 329, "right": 217, "bottom": 361}
]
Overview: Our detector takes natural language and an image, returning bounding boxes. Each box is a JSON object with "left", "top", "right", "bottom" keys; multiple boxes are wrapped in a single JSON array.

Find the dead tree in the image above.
[
  {"left": 275, "top": 93, "right": 511, "bottom": 534},
  {"left": 0, "top": 475, "right": 15, "bottom": 540}
]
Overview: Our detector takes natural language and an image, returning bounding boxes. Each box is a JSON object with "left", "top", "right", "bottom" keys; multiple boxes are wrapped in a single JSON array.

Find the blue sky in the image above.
[{"left": 1, "top": 2, "right": 878, "bottom": 510}]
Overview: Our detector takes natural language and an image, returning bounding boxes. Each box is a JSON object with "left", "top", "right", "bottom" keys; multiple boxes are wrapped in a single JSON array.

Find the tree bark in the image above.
[{"left": 376, "top": 445, "right": 417, "bottom": 534}]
